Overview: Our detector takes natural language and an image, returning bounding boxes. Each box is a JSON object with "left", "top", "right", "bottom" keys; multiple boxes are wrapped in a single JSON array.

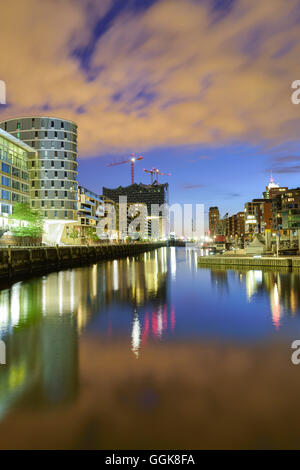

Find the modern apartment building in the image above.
[
  {"left": 0, "top": 128, "right": 34, "bottom": 223},
  {"left": 0, "top": 117, "right": 78, "bottom": 221},
  {"left": 77, "top": 186, "right": 104, "bottom": 228},
  {"left": 281, "top": 188, "right": 300, "bottom": 231}
]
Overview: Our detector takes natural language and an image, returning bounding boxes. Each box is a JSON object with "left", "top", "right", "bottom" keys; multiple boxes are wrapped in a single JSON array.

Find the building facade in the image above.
[
  {"left": 0, "top": 128, "right": 34, "bottom": 221},
  {"left": 103, "top": 183, "right": 169, "bottom": 240},
  {"left": 209, "top": 207, "right": 220, "bottom": 237},
  {"left": 0, "top": 117, "right": 78, "bottom": 221}
]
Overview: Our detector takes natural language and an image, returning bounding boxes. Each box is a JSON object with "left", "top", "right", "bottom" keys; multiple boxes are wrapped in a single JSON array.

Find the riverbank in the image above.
[
  {"left": 198, "top": 255, "right": 300, "bottom": 269},
  {"left": 0, "top": 242, "right": 166, "bottom": 280}
]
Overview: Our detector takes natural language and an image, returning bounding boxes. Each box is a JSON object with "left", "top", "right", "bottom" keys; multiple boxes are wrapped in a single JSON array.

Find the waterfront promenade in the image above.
[{"left": 0, "top": 242, "right": 166, "bottom": 281}]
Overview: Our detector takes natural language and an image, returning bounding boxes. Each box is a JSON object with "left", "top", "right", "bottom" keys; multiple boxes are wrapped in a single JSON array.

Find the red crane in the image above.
[{"left": 106, "top": 153, "right": 143, "bottom": 184}]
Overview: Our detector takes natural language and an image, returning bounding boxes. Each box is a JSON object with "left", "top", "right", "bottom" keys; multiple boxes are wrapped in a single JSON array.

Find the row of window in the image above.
[
  {"left": 1, "top": 163, "right": 29, "bottom": 180},
  {"left": 1, "top": 176, "right": 29, "bottom": 192},
  {"left": 5, "top": 119, "right": 76, "bottom": 133}
]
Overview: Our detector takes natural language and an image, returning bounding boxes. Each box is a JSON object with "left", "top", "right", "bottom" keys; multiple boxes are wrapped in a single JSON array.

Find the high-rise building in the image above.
[
  {"left": 209, "top": 206, "right": 220, "bottom": 237},
  {"left": 0, "top": 117, "right": 78, "bottom": 221},
  {"left": 0, "top": 128, "right": 34, "bottom": 223},
  {"left": 263, "top": 175, "right": 287, "bottom": 200}
]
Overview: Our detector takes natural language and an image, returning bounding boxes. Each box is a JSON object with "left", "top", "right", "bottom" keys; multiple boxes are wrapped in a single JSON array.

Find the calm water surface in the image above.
[{"left": 1, "top": 246, "right": 300, "bottom": 426}]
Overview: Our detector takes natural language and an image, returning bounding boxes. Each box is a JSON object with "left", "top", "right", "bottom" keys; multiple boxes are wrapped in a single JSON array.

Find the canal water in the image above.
[{"left": 1, "top": 246, "right": 300, "bottom": 449}]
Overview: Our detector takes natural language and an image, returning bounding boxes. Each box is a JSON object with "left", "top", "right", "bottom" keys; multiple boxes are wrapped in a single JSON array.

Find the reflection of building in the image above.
[
  {"left": 0, "top": 247, "right": 172, "bottom": 415},
  {"left": 0, "top": 128, "right": 33, "bottom": 219}
]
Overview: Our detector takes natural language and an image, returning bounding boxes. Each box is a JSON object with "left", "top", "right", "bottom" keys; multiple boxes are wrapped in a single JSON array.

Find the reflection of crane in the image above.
[
  {"left": 106, "top": 153, "right": 143, "bottom": 184},
  {"left": 144, "top": 167, "right": 171, "bottom": 184}
]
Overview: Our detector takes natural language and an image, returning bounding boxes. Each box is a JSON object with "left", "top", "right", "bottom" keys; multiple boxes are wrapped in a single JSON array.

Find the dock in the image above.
[{"left": 198, "top": 255, "right": 300, "bottom": 269}]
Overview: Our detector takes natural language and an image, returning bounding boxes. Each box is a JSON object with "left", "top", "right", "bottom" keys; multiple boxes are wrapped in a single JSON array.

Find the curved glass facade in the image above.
[{"left": 0, "top": 117, "right": 78, "bottom": 220}]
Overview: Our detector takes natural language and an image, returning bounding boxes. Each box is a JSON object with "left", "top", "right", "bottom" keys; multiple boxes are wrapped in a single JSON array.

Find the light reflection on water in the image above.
[{"left": 1, "top": 247, "right": 300, "bottom": 424}]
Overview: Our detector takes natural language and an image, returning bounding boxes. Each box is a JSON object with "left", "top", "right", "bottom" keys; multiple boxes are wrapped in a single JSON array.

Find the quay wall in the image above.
[
  {"left": 0, "top": 242, "right": 166, "bottom": 280},
  {"left": 198, "top": 256, "right": 300, "bottom": 269}
]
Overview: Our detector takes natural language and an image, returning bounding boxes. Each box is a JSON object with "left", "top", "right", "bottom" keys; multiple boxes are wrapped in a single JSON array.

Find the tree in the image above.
[
  {"left": 9, "top": 203, "right": 44, "bottom": 238},
  {"left": 68, "top": 227, "right": 80, "bottom": 240},
  {"left": 85, "top": 227, "right": 99, "bottom": 242}
]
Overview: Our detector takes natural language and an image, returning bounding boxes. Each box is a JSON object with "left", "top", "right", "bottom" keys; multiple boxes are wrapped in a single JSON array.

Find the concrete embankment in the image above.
[
  {"left": 198, "top": 256, "right": 300, "bottom": 269},
  {"left": 0, "top": 242, "right": 166, "bottom": 280}
]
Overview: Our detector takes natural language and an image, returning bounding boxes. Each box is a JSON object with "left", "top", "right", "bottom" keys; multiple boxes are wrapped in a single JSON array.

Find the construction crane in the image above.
[
  {"left": 106, "top": 153, "right": 143, "bottom": 184},
  {"left": 151, "top": 167, "right": 171, "bottom": 183},
  {"left": 143, "top": 168, "right": 156, "bottom": 184}
]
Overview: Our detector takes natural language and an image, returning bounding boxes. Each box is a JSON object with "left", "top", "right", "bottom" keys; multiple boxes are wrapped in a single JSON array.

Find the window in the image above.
[
  {"left": 51, "top": 161, "right": 54, "bottom": 167},
  {"left": 32, "top": 201, "right": 35, "bottom": 207},
  {"left": 2, "top": 204, "right": 10, "bottom": 213},
  {"left": 1, "top": 163, "right": 10, "bottom": 174},
  {"left": 32, "top": 161, "right": 35, "bottom": 167},
  {"left": 61, "top": 201, "right": 64, "bottom": 207},
  {"left": 12, "top": 167, "right": 20, "bottom": 178},
  {"left": 17, "top": 132, "right": 21, "bottom": 139},
  {"left": 55, "top": 131, "right": 58, "bottom": 138},
  {"left": 35, "top": 191, "right": 38, "bottom": 197},
  {"left": 65, "top": 211, "right": 67, "bottom": 217},
  {"left": 51, "top": 120, "right": 54, "bottom": 127},
  {"left": 45, "top": 191, "right": 48, "bottom": 197},
  {"left": 61, "top": 161, "right": 64, "bottom": 167},
  {"left": 55, "top": 151, "right": 58, "bottom": 157},
  {"left": 61, "top": 142, "right": 64, "bottom": 148},
  {"left": 1, "top": 176, "right": 10, "bottom": 187},
  {"left": 1, "top": 190, "right": 10, "bottom": 200},
  {"left": 32, "top": 181, "right": 35, "bottom": 187},
  {"left": 55, "top": 171, "right": 58, "bottom": 177},
  {"left": 55, "top": 191, "right": 58, "bottom": 197},
  {"left": 61, "top": 122, "right": 64, "bottom": 128},
  {"left": 54, "top": 210, "right": 58, "bottom": 217},
  {"left": 17, "top": 122, "right": 21, "bottom": 129},
  {"left": 41, "top": 201, "right": 44, "bottom": 207}
]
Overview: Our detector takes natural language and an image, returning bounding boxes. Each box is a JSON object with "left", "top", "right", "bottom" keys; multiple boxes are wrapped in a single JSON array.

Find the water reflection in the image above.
[
  {"left": 0, "top": 248, "right": 171, "bottom": 419},
  {"left": 2, "top": 247, "right": 300, "bottom": 425},
  {"left": 208, "top": 265, "right": 300, "bottom": 330}
]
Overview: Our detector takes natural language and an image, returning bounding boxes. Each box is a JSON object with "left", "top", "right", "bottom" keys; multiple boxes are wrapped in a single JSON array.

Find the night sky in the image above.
[{"left": 1, "top": 0, "right": 300, "bottom": 219}]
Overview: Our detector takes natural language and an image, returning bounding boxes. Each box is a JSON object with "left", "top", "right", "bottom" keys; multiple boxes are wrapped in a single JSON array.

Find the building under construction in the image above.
[{"left": 102, "top": 182, "right": 169, "bottom": 239}]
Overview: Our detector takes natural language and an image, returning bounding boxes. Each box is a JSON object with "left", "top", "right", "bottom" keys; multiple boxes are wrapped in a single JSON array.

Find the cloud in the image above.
[{"left": 0, "top": 0, "right": 300, "bottom": 156}]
